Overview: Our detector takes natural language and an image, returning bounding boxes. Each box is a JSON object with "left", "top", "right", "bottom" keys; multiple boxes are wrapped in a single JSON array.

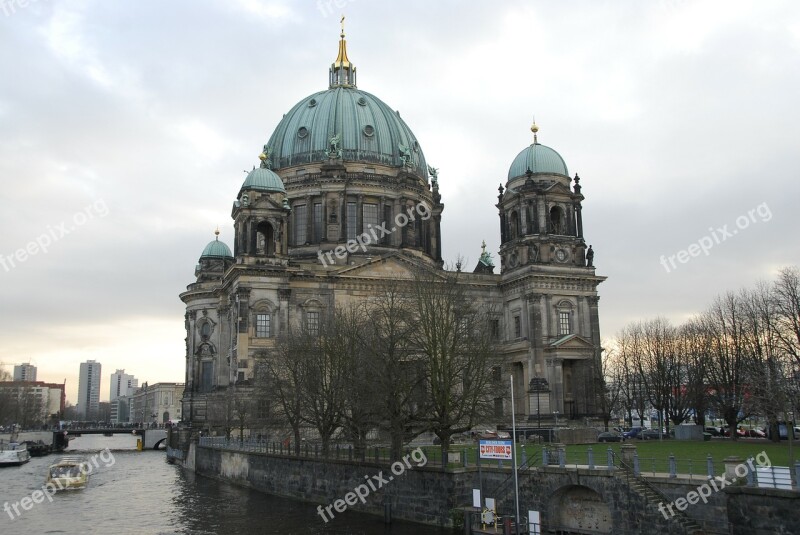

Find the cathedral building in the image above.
[{"left": 179, "top": 26, "right": 606, "bottom": 427}]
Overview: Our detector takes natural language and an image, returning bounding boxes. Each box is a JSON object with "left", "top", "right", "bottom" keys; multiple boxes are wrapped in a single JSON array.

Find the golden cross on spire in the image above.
[{"left": 340, "top": 15, "right": 345, "bottom": 37}]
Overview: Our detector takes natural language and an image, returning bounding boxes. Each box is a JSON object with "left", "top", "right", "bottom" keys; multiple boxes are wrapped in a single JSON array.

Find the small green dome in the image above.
[
  {"left": 508, "top": 143, "right": 569, "bottom": 179},
  {"left": 200, "top": 238, "right": 233, "bottom": 259},
  {"left": 241, "top": 166, "right": 285, "bottom": 193}
]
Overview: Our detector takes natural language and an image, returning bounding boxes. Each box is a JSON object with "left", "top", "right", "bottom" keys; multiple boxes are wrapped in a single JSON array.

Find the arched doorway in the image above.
[{"left": 547, "top": 485, "right": 611, "bottom": 533}]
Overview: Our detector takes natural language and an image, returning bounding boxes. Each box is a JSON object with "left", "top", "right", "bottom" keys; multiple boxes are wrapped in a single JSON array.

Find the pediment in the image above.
[
  {"left": 250, "top": 195, "right": 284, "bottom": 210},
  {"left": 548, "top": 333, "right": 595, "bottom": 350},
  {"left": 543, "top": 182, "right": 574, "bottom": 195},
  {"left": 335, "top": 253, "right": 439, "bottom": 280}
]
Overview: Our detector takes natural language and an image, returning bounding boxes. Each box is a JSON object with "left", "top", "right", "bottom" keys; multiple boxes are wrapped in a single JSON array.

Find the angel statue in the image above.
[
  {"left": 398, "top": 143, "right": 411, "bottom": 167},
  {"left": 427, "top": 165, "right": 439, "bottom": 187},
  {"left": 325, "top": 133, "right": 342, "bottom": 159}
]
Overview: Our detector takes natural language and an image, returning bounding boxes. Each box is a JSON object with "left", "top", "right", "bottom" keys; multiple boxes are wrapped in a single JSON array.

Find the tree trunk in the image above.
[{"left": 390, "top": 427, "right": 404, "bottom": 462}]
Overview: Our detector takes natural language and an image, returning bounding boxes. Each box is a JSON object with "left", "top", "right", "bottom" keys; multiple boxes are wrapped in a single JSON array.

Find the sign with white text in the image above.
[{"left": 479, "top": 439, "right": 513, "bottom": 460}]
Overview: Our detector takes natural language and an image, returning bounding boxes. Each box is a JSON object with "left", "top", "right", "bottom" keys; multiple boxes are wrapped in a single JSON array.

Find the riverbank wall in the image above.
[{"left": 166, "top": 434, "right": 799, "bottom": 534}]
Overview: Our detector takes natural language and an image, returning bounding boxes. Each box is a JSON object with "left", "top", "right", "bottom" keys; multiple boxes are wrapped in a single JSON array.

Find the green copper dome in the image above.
[
  {"left": 200, "top": 237, "right": 233, "bottom": 259},
  {"left": 265, "top": 86, "right": 428, "bottom": 177},
  {"left": 508, "top": 143, "right": 569, "bottom": 179},
  {"left": 241, "top": 166, "right": 285, "bottom": 193}
]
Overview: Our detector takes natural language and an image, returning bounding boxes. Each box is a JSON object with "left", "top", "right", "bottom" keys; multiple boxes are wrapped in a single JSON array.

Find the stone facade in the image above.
[{"left": 179, "top": 31, "right": 606, "bottom": 429}]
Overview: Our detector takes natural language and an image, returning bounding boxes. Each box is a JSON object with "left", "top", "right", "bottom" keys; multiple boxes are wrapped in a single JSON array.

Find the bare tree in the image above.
[
  {"left": 255, "top": 335, "right": 307, "bottom": 454},
  {"left": 335, "top": 304, "right": 377, "bottom": 459},
  {"left": 304, "top": 307, "right": 357, "bottom": 456},
  {"left": 614, "top": 329, "right": 647, "bottom": 427},
  {"left": 410, "top": 269, "right": 500, "bottom": 459},
  {"left": 774, "top": 267, "right": 800, "bottom": 366},
  {"left": 597, "top": 346, "right": 623, "bottom": 431},
  {"left": 679, "top": 320, "right": 710, "bottom": 427},
  {"left": 208, "top": 390, "right": 236, "bottom": 439},
  {"left": 363, "top": 282, "right": 426, "bottom": 460},
  {"left": 702, "top": 293, "right": 750, "bottom": 440}
]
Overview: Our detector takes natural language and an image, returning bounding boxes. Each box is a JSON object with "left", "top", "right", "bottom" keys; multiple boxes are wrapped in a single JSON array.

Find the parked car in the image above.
[
  {"left": 704, "top": 426, "right": 722, "bottom": 437},
  {"left": 721, "top": 426, "right": 747, "bottom": 438},
  {"left": 623, "top": 427, "right": 643, "bottom": 440},
  {"left": 639, "top": 428, "right": 665, "bottom": 440},
  {"left": 746, "top": 428, "right": 766, "bottom": 438},
  {"left": 597, "top": 431, "right": 622, "bottom": 443}
]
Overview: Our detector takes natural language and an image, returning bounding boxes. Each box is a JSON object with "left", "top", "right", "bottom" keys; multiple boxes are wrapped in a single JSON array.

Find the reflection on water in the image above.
[{"left": 0, "top": 435, "right": 454, "bottom": 535}]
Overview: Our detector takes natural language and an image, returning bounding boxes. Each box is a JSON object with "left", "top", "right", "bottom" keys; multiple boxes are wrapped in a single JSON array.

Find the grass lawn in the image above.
[{"left": 564, "top": 439, "right": 796, "bottom": 476}]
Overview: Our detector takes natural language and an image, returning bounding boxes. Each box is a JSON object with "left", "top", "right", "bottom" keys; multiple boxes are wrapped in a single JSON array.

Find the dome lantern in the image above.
[{"left": 329, "top": 16, "right": 356, "bottom": 88}]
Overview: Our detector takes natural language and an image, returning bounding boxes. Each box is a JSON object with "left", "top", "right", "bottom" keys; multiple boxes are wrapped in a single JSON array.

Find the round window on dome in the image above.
[
  {"left": 357, "top": 97, "right": 367, "bottom": 106},
  {"left": 362, "top": 125, "right": 375, "bottom": 137},
  {"left": 297, "top": 127, "right": 309, "bottom": 139},
  {"left": 308, "top": 99, "right": 317, "bottom": 108}
]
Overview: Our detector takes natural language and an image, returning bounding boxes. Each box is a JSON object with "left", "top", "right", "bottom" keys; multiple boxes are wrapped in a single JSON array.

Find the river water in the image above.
[{"left": 0, "top": 435, "right": 455, "bottom": 535}]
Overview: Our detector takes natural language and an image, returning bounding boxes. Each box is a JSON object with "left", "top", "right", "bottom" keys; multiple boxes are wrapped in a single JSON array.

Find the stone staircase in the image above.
[{"left": 614, "top": 454, "right": 705, "bottom": 535}]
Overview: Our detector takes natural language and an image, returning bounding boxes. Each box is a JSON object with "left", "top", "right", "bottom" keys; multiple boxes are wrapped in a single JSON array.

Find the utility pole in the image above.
[{"left": 510, "top": 375, "right": 521, "bottom": 533}]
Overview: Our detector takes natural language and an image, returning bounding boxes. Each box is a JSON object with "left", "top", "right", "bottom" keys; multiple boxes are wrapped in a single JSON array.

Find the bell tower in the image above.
[
  {"left": 232, "top": 150, "right": 291, "bottom": 266},
  {"left": 498, "top": 122, "right": 590, "bottom": 273}
]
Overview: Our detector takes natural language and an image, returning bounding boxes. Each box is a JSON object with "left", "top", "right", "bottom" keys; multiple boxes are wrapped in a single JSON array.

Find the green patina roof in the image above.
[
  {"left": 200, "top": 238, "right": 233, "bottom": 259},
  {"left": 241, "top": 166, "right": 285, "bottom": 193},
  {"left": 265, "top": 87, "right": 427, "bottom": 177},
  {"left": 508, "top": 143, "right": 569, "bottom": 179}
]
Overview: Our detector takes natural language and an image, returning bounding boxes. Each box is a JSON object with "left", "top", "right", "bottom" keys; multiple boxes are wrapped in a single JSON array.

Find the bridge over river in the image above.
[{"left": 9, "top": 428, "right": 168, "bottom": 450}]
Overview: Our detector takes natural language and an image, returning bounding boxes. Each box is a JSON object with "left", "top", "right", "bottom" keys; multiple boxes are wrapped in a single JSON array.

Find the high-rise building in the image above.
[
  {"left": 13, "top": 363, "right": 37, "bottom": 382},
  {"left": 77, "top": 360, "right": 102, "bottom": 419},
  {"left": 110, "top": 369, "right": 138, "bottom": 401}
]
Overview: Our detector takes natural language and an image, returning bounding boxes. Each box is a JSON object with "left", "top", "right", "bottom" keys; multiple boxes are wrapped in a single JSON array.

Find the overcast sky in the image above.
[{"left": 1, "top": 0, "right": 798, "bottom": 405}]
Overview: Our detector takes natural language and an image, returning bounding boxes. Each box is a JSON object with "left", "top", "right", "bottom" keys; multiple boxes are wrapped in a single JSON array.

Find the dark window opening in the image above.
[
  {"left": 294, "top": 205, "right": 307, "bottom": 244},
  {"left": 550, "top": 206, "right": 564, "bottom": 235},
  {"left": 256, "top": 221, "right": 275, "bottom": 255}
]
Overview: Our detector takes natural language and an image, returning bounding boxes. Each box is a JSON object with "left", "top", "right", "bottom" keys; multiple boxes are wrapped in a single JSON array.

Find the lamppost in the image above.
[{"left": 529, "top": 378, "right": 550, "bottom": 430}]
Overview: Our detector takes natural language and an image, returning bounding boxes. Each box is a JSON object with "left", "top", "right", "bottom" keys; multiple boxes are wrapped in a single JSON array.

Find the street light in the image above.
[{"left": 529, "top": 378, "right": 550, "bottom": 430}]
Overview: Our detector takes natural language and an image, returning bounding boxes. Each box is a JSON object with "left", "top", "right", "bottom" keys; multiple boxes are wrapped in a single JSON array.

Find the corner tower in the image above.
[
  {"left": 498, "top": 122, "right": 589, "bottom": 271},
  {"left": 497, "top": 122, "right": 605, "bottom": 421}
]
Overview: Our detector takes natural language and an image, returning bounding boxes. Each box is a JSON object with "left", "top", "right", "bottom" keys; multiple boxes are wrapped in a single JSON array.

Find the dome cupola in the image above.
[
  {"left": 507, "top": 123, "right": 569, "bottom": 179},
  {"left": 241, "top": 154, "right": 286, "bottom": 194},
  {"left": 200, "top": 229, "right": 233, "bottom": 259},
  {"left": 263, "top": 22, "right": 427, "bottom": 178}
]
